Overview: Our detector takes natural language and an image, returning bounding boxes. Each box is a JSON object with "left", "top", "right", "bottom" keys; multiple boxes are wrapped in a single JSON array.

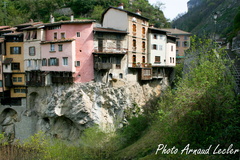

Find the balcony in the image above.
[
  {"left": 129, "top": 63, "right": 152, "bottom": 68},
  {"left": 93, "top": 47, "right": 127, "bottom": 54},
  {"left": 52, "top": 77, "right": 74, "bottom": 83},
  {"left": 94, "top": 62, "right": 112, "bottom": 70}
]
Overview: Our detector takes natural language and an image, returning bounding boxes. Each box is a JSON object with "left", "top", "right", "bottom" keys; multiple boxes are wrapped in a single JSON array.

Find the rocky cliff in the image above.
[{"left": 5, "top": 79, "right": 167, "bottom": 141}]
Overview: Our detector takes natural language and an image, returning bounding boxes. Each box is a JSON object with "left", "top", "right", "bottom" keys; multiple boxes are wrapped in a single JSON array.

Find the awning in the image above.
[{"left": 2, "top": 58, "right": 13, "bottom": 64}]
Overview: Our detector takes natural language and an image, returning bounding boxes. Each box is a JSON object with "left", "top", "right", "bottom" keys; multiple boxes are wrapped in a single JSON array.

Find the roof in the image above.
[
  {"left": 4, "top": 32, "right": 23, "bottom": 36},
  {"left": 101, "top": 7, "right": 149, "bottom": 23},
  {"left": 21, "top": 23, "right": 45, "bottom": 30},
  {"left": 160, "top": 28, "right": 192, "bottom": 35},
  {"left": 94, "top": 27, "right": 128, "bottom": 34},
  {"left": 0, "top": 26, "right": 10, "bottom": 30},
  {"left": 148, "top": 27, "right": 170, "bottom": 34},
  {"left": 41, "top": 38, "right": 75, "bottom": 44},
  {"left": 44, "top": 19, "right": 95, "bottom": 27},
  {"left": 3, "top": 58, "right": 13, "bottom": 64},
  {"left": 15, "top": 22, "right": 43, "bottom": 28}
]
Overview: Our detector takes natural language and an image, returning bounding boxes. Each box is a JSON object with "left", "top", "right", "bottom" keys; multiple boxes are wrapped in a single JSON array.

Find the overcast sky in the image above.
[{"left": 148, "top": 0, "right": 189, "bottom": 20}]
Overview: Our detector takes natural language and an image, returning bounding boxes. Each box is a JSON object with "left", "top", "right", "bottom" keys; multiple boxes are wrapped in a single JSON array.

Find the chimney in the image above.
[
  {"left": 71, "top": 14, "right": 74, "bottom": 21},
  {"left": 136, "top": 9, "right": 141, "bottom": 15},
  {"left": 50, "top": 14, "right": 55, "bottom": 23},
  {"left": 118, "top": 3, "right": 124, "bottom": 9}
]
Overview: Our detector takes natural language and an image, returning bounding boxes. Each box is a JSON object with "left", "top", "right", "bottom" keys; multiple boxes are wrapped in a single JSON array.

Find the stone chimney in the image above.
[
  {"left": 136, "top": 9, "right": 141, "bottom": 15},
  {"left": 71, "top": 14, "right": 74, "bottom": 21},
  {"left": 118, "top": 3, "right": 124, "bottom": 9},
  {"left": 50, "top": 14, "right": 55, "bottom": 23}
]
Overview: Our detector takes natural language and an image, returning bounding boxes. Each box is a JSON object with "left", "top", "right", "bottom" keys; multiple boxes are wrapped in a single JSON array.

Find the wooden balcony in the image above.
[
  {"left": 93, "top": 47, "right": 127, "bottom": 54},
  {"left": 94, "top": 62, "right": 112, "bottom": 70},
  {"left": 52, "top": 77, "right": 74, "bottom": 83},
  {"left": 130, "top": 63, "right": 152, "bottom": 68}
]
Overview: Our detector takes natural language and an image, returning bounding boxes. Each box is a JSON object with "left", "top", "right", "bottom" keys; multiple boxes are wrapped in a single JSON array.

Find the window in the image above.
[
  {"left": 25, "top": 32, "right": 30, "bottom": 40},
  {"left": 160, "top": 35, "right": 164, "bottom": 39},
  {"left": 11, "top": 63, "right": 20, "bottom": 70},
  {"left": 54, "top": 32, "right": 57, "bottom": 39},
  {"left": 42, "top": 59, "right": 47, "bottom": 66},
  {"left": 132, "top": 24, "right": 136, "bottom": 33},
  {"left": 48, "top": 58, "right": 59, "bottom": 66},
  {"left": 29, "top": 47, "right": 35, "bottom": 56},
  {"left": 159, "top": 45, "right": 163, "bottom": 50},
  {"left": 10, "top": 47, "right": 21, "bottom": 54},
  {"left": 61, "top": 32, "right": 65, "bottom": 39},
  {"left": 171, "top": 46, "right": 173, "bottom": 51},
  {"left": 0, "top": 80, "right": 2, "bottom": 87},
  {"left": 62, "top": 57, "right": 68, "bottom": 66},
  {"left": 142, "top": 56, "right": 145, "bottom": 63},
  {"left": 32, "top": 31, "right": 37, "bottom": 39},
  {"left": 27, "top": 60, "right": 31, "bottom": 67},
  {"left": 153, "top": 44, "right": 157, "bottom": 50},
  {"left": 18, "top": 77, "right": 22, "bottom": 82},
  {"left": 153, "top": 34, "right": 157, "bottom": 39},
  {"left": 50, "top": 44, "right": 55, "bottom": 52},
  {"left": 184, "top": 36, "right": 188, "bottom": 40},
  {"left": 142, "top": 41, "right": 145, "bottom": 52},
  {"left": 170, "top": 57, "right": 172, "bottom": 63},
  {"left": 119, "top": 73, "right": 123, "bottom": 79},
  {"left": 133, "top": 39, "right": 136, "bottom": 51},
  {"left": 142, "top": 27, "right": 145, "bottom": 34},
  {"left": 58, "top": 44, "right": 63, "bottom": 51},
  {"left": 176, "top": 41, "right": 180, "bottom": 47},
  {"left": 75, "top": 61, "right": 80, "bottom": 67},
  {"left": 183, "top": 41, "right": 189, "bottom": 47},
  {"left": 155, "top": 56, "right": 160, "bottom": 63},
  {"left": 132, "top": 55, "right": 136, "bottom": 63},
  {"left": 14, "top": 89, "right": 21, "bottom": 93},
  {"left": 14, "top": 89, "right": 26, "bottom": 93},
  {"left": 77, "top": 32, "right": 80, "bottom": 37},
  {"left": 13, "top": 77, "right": 17, "bottom": 82},
  {"left": 173, "top": 58, "right": 175, "bottom": 63}
]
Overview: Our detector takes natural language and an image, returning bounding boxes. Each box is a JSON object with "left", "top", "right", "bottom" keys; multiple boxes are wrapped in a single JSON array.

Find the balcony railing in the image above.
[
  {"left": 130, "top": 63, "right": 152, "bottom": 68},
  {"left": 52, "top": 77, "right": 74, "bottom": 83},
  {"left": 94, "top": 47, "right": 127, "bottom": 54},
  {"left": 94, "top": 62, "right": 112, "bottom": 70}
]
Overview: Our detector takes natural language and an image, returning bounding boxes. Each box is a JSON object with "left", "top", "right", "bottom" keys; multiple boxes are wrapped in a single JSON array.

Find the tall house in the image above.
[
  {"left": 0, "top": 26, "right": 16, "bottom": 102},
  {"left": 2, "top": 32, "right": 26, "bottom": 101},
  {"left": 40, "top": 18, "right": 95, "bottom": 84},
  {"left": 93, "top": 27, "right": 128, "bottom": 83},
  {"left": 22, "top": 23, "right": 45, "bottom": 86},
  {"left": 160, "top": 28, "right": 191, "bottom": 64},
  {"left": 102, "top": 4, "right": 152, "bottom": 81},
  {"left": 148, "top": 27, "right": 177, "bottom": 79}
]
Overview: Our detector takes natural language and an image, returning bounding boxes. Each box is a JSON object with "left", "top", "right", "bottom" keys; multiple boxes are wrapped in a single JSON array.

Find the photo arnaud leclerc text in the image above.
[{"left": 155, "top": 144, "right": 240, "bottom": 155}]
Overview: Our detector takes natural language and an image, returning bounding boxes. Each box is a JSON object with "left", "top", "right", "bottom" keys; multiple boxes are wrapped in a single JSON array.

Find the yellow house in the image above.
[{"left": 3, "top": 32, "right": 26, "bottom": 98}]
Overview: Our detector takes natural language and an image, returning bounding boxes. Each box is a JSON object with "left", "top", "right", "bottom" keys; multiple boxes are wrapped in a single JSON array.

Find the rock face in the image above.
[{"left": 25, "top": 80, "right": 168, "bottom": 141}]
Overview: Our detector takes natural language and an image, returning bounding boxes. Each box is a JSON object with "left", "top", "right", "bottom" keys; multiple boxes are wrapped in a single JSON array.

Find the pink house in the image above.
[{"left": 41, "top": 19, "right": 95, "bottom": 83}]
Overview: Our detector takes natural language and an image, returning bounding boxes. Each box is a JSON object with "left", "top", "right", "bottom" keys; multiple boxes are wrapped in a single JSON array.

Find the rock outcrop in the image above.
[{"left": 24, "top": 80, "right": 168, "bottom": 141}]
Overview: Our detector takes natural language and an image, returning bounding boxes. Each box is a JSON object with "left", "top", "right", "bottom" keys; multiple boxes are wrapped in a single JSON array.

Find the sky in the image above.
[{"left": 148, "top": 0, "right": 189, "bottom": 20}]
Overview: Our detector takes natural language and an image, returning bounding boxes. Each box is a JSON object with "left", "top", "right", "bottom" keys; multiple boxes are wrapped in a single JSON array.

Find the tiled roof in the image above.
[
  {"left": 160, "top": 28, "right": 192, "bottom": 35},
  {"left": 4, "top": 32, "right": 23, "bottom": 36},
  {"left": 101, "top": 6, "right": 149, "bottom": 23},
  {"left": 94, "top": 27, "right": 128, "bottom": 34},
  {"left": 44, "top": 19, "right": 95, "bottom": 27},
  {"left": 0, "top": 26, "right": 10, "bottom": 30}
]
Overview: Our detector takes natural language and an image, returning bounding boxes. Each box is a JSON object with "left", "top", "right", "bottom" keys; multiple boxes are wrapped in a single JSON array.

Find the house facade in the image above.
[
  {"left": 148, "top": 27, "right": 177, "bottom": 79},
  {"left": 41, "top": 19, "right": 95, "bottom": 84},
  {"left": 160, "top": 28, "right": 191, "bottom": 64},
  {"left": 93, "top": 27, "right": 128, "bottom": 83},
  {"left": 102, "top": 5, "right": 152, "bottom": 81}
]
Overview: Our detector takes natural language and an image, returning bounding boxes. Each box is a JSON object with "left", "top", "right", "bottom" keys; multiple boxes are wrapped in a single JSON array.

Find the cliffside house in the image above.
[
  {"left": 101, "top": 4, "right": 152, "bottom": 81},
  {"left": 160, "top": 28, "right": 191, "bottom": 64},
  {"left": 148, "top": 27, "right": 177, "bottom": 79},
  {"left": 93, "top": 27, "right": 128, "bottom": 83}
]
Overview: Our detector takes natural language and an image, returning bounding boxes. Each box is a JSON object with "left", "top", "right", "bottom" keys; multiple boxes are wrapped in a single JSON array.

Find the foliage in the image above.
[{"left": 0, "top": 0, "right": 169, "bottom": 27}]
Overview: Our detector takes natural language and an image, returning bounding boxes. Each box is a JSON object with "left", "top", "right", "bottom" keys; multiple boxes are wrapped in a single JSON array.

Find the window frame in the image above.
[
  {"left": 29, "top": 46, "right": 35, "bottom": 56},
  {"left": 10, "top": 47, "right": 21, "bottom": 54}
]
